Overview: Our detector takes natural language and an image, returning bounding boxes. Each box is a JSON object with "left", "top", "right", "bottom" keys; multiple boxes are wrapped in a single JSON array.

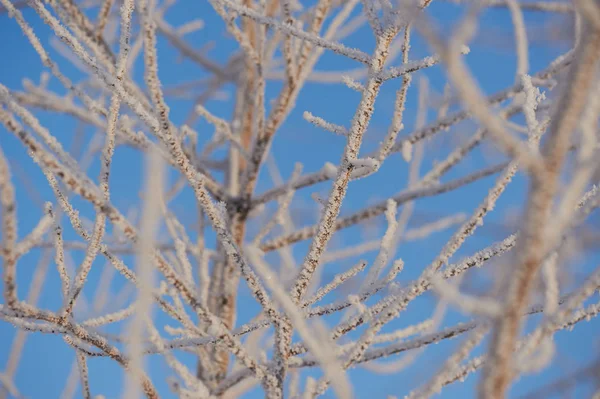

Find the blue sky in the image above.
[{"left": 1, "top": 1, "right": 599, "bottom": 398}]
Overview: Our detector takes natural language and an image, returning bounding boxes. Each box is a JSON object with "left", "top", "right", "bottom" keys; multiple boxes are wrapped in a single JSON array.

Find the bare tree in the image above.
[{"left": 0, "top": 0, "right": 599, "bottom": 398}]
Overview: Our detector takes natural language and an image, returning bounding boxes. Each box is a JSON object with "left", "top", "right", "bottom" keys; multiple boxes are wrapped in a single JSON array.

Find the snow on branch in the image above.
[{"left": 0, "top": 0, "right": 597, "bottom": 398}]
